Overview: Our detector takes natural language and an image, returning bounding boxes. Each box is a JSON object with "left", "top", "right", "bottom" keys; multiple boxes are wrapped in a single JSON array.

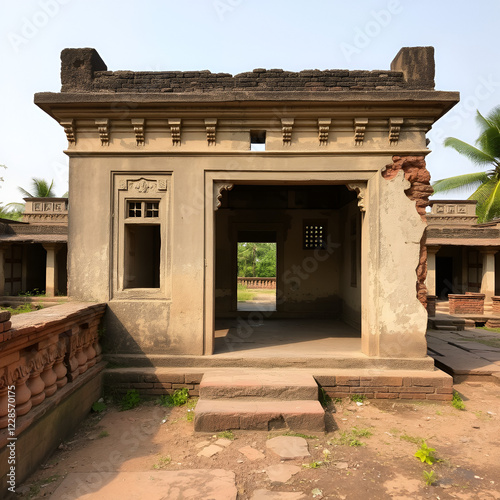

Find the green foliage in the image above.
[
  {"left": 91, "top": 401, "right": 107, "bottom": 413},
  {"left": 1, "top": 304, "right": 42, "bottom": 315},
  {"left": 350, "top": 394, "right": 367, "bottom": 403},
  {"left": 217, "top": 430, "right": 235, "bottom": 440},
  {"left": 97, "top": 430, "right": 109, "bottom": 439},
  {"left": 329, "top": 427, "right": 372, "bottom": 447},
  {"left": 237, "top": 242, "right": 276, "bottom": 277},
  {"left": 236, "top": 284, "right": 256, "bottom": 302},
  {"left": 423, "top": 470, "right": 437, "bottom": 486},
  {"left": 153, "top": 455, "right": 171, "bottom": 469},
  {"left": 451, "top": 391, "right": 466, "bottom": 411},
  {"left": 157, "top": 388, "right": 190, "bottom": 407},
  {"left": 282, "top": 432, "right": 318, "bottom": 440},
  {"left": 18, "top": 178, "right": 56, "bottom": 198},
  {"left": 18, "top": 288, "right": 45, "bottom": 297},
  {"left": 400, "top": 434, "right": 424, "bottom": 445},
  {"left": 302, "top": 460, "right": 325, "bottom": 469},
  {"left": 120, "top": 389, "right": 141, "bottom": 411},
  {"left": 434, "top": 106, "right": 500, "bottom": 222},
  {"left": 414, "top": 441, "right": 436, "bottom": 465}
]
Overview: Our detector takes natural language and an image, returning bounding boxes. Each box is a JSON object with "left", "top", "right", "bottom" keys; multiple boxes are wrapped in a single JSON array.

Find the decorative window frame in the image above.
[{"left": 112, "top": 173, "right": 170, "bottom": 299}]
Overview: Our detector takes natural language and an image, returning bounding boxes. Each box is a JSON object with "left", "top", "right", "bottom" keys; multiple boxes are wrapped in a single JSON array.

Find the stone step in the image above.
[
  {"left": 199, "top": 370, "right": 319, "bottom": 400},
  {"left": 194, "top": 399, "right": 325, "bottom": 432}
]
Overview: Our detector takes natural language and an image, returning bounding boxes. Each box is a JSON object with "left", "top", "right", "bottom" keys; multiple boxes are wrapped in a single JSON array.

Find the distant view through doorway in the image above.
[{"left": 237, "top": 240, "right": 277, "bottom": 312}]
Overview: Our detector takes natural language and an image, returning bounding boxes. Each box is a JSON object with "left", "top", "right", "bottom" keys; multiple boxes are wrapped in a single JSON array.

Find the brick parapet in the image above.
[
  {"left": 448, "top": 294, "right": 485, "bottom": 315},
  {"left": 427, "top": 295, "right": 437, "bottom": 317},
  {"left": 0, "top": 302, "right": 106, "bottom": 429},
  {"left": 491, "top": 296, "right": 500, "bottom": 314}
]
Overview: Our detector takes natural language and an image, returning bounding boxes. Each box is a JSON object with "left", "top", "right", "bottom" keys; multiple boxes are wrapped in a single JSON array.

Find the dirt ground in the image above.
[{"left": 20, "top": 381, "right": 500, "bottom": 499}]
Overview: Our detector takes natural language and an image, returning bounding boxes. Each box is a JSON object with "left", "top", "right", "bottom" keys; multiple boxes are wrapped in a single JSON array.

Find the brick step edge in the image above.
[{"left": 194, "top": 399, "right": 325, "bottom": 432}]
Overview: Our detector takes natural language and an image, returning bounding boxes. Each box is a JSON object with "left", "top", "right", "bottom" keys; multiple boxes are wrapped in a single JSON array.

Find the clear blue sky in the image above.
[{"left": 1, "top": 0, "right": 499, "bottom": 204}]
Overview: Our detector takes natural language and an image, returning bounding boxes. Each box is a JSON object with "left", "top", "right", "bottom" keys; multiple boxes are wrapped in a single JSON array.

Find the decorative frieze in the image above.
[
  {"left": 169, "top": 118, "right": 182, "bottom": 146},
  {"left": 205, "top": 118, "right": 217, "bottom": 146},
  {"left": 95, "top": 119, "right": 109, "bottom": 146},
  {"left": 354, "top": 118, "right": 368, "bottom": 146},
  {"left": 389, "top": 118, "right": 404, "bottom": 145},
  {"left": 131, "top": 118, "right": 145, "bottom": 146},
  {"left": 281, "top": 118, "right": 294, "bottom": 145},
  {"left": 60, "top": 119, "right": 76, "bottom": 145},
  {"left": 318, "top": 118, "right": 331, "bottom": 146},
  {"left": 118, "top": 177, "right": 168, "bottom": 193}
]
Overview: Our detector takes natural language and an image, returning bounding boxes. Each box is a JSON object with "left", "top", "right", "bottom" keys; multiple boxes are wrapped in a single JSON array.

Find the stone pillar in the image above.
[
  {"left": 43, "top": 243, "right": 61, "bottom": 297},
  {"left": 480, "top": 249, "right": 497, "bottom": 301},
  {"left": 0, "top": 245, "right": 4, "bottom": 296},
  {"left": 425, "top": 246, "right": 440, "bottom": 296}
]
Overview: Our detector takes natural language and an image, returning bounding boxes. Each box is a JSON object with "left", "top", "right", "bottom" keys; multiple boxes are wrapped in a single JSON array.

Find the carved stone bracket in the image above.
[
  {"left": 347, "top": 183, "right": 367, "bottom": 212},
  {"left": 169, "top": 118, "right": 181, "bottom": 146},
  {"left": 214, "top": 183, "right": 233, "bottom": 211},
  {"left": 60, "top": 119, "right": 76, "bottom": 145},
  {"left": 95, "top": 119, "right": 109, "bottom": 146},
  {"left": 318, "top": 118, "right": 331, "bottom": 146},
  {"left": 281, "top": 118, "right": 294, "bottom": 145},
  {"left": 131, "top": 119, "right": 145, "bottom": 146},
  {"left": 389, "top": 118, "right": 404, "bottom": 145},
  {"left": 205, "top": 118, "right": 217, "bottom": 146},
  {"left": 354, "top": 118, "right": 368, "bottom": 146}
]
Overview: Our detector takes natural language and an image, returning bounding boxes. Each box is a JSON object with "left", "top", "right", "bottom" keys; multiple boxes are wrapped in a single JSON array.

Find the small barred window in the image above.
[{"left": 303, "top": 223, "right": 327, "bottom": 250}]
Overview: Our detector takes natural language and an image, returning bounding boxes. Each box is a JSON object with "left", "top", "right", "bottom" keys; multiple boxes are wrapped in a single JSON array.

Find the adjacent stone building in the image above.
[
  {"left": 0, "top": 198, "right": 68, "bottom": 297},
  {"left": 34, "top": 46, "right": 459, "bottom": 373}
]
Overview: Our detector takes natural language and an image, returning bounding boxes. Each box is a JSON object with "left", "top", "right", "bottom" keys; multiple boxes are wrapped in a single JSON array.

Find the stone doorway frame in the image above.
[{"left": 204, "top": 164, "right": 373, "bottom": 356}]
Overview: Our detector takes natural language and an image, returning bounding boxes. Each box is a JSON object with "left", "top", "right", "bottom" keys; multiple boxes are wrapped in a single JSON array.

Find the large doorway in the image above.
[{"left": 213, "top": 183, "right": 362, "bottom": 355}]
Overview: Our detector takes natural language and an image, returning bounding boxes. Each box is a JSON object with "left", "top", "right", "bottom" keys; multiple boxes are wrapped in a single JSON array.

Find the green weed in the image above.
[
  {"left": 91, "top": 401, "right": 107, "bottom": 413},
  {"left": 400, "top": 434, "right": 424, "bottom": 445},
  {"left": 120, "top": 389, "right": 141, "bottom": 411},
  {"left": 415, "top": 441, "right": 436, "bottom": 465},
  {"left": 153, "top": 455, "right": 171, "bottom": 469},
  {"left": 319, "top": 387, "right": 332, "bottom": 408},
  {"left": 423, "top": 470, "right": 437, "bottom": 486},
  {"left": 350, "top": 394, "right": 367, "bottom": 403},
  {"left": 1, "top": 303, "right": 42, "bottom": 315},
  {"left": 302, "top": 460, "right": 325, "bottom": 469},
  {"left": 217, "top": 430, "right": 235, "bottom": 440},
  {"left": 97, "top": 430, "right": 109, "bottom": 439},
  {"left": 157, "top": 387, "right": 190, "bottom": 407},
  {"left": 452, "top": 391, "right": 466, "bottom": 411},
  {"left": 329, "top": 427, "right": 372, "bottom": 447},
  {"left": 282, "top": 432, "right": 318, "bottom": 440}
]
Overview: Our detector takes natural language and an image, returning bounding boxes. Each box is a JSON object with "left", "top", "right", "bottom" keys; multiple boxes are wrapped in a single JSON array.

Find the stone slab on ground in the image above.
[
  {"left": 266, "top": 464, "right": 301, "bottom": 483},
  {"left": 266, "top": 436, "right": 310, "bottom": 460},
  {"left": 197, "top": 444, "right": 223, "bottom": 457},
  {"left": 239, "top": 445, "right": 266, "bottom": 461},
  {"left": 194, "top": 399, "right": 325, "bottom": 432},
  {"left": 251, "top": 489, "right": 306, "bottom": 499},
  {"left": 50, "top": 470, "right": 237, "bottom": 499},
  {"left": 199, "top": 370, "right": 319, "bottom": 400}
]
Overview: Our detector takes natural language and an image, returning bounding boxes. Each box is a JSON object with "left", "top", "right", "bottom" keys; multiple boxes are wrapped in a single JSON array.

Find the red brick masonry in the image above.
[
  {"left": 0, "top": 302, "right": 106, "bottom": 429},
  {"left": 492, "top": 296, "right": 500, "bottom": 314},
  {"left": 448, "top": 293, "right": 485, "bottom": 315},
  {"left": 106, "top": 369, "right": 453, "bottom": 402}
]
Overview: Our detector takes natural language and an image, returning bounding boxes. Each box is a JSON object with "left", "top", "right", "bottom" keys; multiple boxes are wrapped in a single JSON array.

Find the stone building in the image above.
[
  {"left": 0, "top": 198, "right": 68, "bottom": 297},
  {"left": 426, "top": 199, "right": 500, "bottom": 300},
  {"left": 33, "top": 46, "right": 459, "bottom": 388}
]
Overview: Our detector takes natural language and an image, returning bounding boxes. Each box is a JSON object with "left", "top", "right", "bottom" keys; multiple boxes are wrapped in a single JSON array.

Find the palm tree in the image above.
[
  {"left": 432, "top": 107, "right": 500, "bottom": 222},
  {"left": 19, "top": 178, "right": 56, "bottom": 198}
]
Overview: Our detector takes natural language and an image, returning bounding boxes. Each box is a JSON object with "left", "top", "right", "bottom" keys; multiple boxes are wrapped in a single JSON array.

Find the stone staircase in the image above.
[{"left": 194, "top": 370, "right": 325, "bottom": 432}]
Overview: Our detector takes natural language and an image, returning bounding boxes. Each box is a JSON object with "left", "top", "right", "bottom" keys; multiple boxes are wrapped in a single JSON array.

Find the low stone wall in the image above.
[
  {"left": 104, "top": 368, "right": 453, "bottom": 401},
  {"left": 492, "top": 296, "right": 500, "bottom": 314},
  {"left": 426, "top": 295, "right": 437, "bottom": 317},
  {"left": 0, "top": 302, "right": 106, "bottom": 493},
  {"left": 237, "top": 277, "right": 276, "bottom": 289},
  {"left": 448, "top": 293, "right": 485, "bottom": 315}
]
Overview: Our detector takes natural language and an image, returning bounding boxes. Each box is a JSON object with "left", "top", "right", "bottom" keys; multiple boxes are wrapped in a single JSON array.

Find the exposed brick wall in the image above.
[
  {"left": 0, "top": 311, "right": 12, "bottom": 338},
  {"left": 492, "top": 296, "right": 500, "bottom": 314},
  {"left": 427, "top": 295, "right": 437, "bottom": 317},
  {"left": 382, "top": 156, "right": 433, "bottom": 307},
  {"left": 315, "top": 372, "right": 453, "bottom": 401},
  {"left": 448, "top": 294, "right": 485, "bottom": 315}
]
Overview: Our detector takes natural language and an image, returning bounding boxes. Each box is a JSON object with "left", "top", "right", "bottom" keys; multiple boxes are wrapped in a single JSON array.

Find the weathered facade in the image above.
[
  {"left": 0, "top": 198, "right": 68, "bottom": 297},
  {"left": 34, "top": 47, "right": 458, "bottom": 367}
]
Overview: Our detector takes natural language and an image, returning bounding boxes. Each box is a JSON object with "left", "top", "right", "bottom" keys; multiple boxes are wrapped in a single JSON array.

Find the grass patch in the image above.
[
  {"left": 282, "top": 432, "right": 319, "bottom": 440},
  {"left": 97, "top": 430, "right": 109, "bottom": 439},
  {"left": 319, "top": 388, "right": 332, "bottom": 408},
  {"left": 186, "top": 398, "right": 197, "bottom": 422},
  {"left": 463, "top": 332, "right": 500, "bottom": 349},
  {"left": 350, "top": 394, "right": 367, "bottom": 403},
  {"left": 120, "top": 389, "right": 141, "bottom": 411},
  {"left": 157, "top": 388, "right": 190, "bottom": 407},
  {"left": 1, "top": 303, "right": 43, "bottom": 315},
  {"left": 218, "top": 430, "right": 235, "bottom": 440},
  {"left": 91, "top": 401, "right": 107, "bottom": 413},
  {"left": 400, "top": 433, "right": 424, "bottom": 445},
  {"left": 451, "top": 391, "right": 466, "bottom": 411},
  {"left": 237, "top": 288, "right": 257, "bottom": 302},
  {"left": 329, "top": 427, "right": 373, "bottom": 447},
  {"left": 152, "top": 455, "right": 171, "bottom": 469},
  {"left": 302, "top": 460, "right": 326, "bottom": 469}
]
